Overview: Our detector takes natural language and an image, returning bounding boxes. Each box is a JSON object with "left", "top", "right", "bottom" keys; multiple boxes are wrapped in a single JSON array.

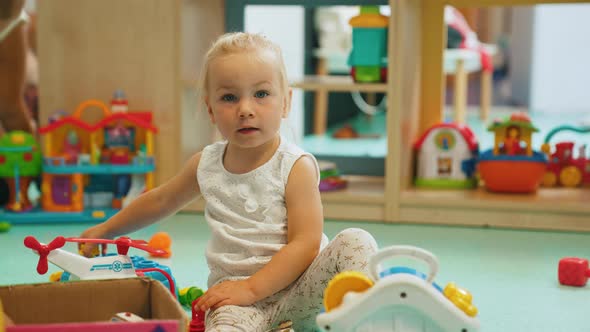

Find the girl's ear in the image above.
[
  {"left": 205, "top": 96, "right": 216, "bottom": 124},
  {"left": 282, "top": 89, "right": 293, "bottom": 118}
]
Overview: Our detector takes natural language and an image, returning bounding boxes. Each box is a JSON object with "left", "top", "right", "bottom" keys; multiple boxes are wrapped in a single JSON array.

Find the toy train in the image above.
[{"left": 541, "top": 126, "right": 590, "bottom": 187}]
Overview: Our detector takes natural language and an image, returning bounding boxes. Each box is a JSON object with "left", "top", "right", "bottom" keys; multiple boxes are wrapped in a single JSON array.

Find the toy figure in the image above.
[
  {"left": 502, "top": 125, "right": 523, "bottom": 155},
  {"left": 107, "top": 121, "right": 131, "bottom": 147},
  {"left": 110, "top": 89, "right": 129, "bottom": 113},
  {"left": 99, "top": 144, "right": 111, "bottom": 164},
  {"left": 62, "top": 130, "right": 81, "bottom": 164}
]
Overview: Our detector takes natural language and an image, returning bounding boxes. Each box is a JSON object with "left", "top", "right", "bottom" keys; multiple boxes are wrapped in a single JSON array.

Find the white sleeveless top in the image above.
[{"left": 197, "top": 137, "right": 327, "bottom": 287}]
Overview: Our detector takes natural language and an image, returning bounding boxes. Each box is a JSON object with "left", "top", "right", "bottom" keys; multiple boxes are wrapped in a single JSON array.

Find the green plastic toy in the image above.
[{"left": 0, "top": 221, "right": 11, "bottom": 232}]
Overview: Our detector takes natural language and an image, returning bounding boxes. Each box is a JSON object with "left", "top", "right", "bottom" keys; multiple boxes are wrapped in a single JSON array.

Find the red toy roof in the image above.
[
  {"left": 413, "top": 123, "right": 478, "bottom": 151},
  {"left": 39, "top": 111, "right": 158, "bottom": 134}
]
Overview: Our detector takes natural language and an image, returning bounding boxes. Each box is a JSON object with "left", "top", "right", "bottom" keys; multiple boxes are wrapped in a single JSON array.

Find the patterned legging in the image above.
[{"left": 205, "top": 228, "right": 378, "bottom": 332}]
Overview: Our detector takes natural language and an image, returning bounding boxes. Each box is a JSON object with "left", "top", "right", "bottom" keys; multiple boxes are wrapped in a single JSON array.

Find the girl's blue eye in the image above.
[
  {"left": 255, "top": 91, "right": 269, "bottom": 98},
  {"left": 221, "top": 94, "right": 237, "bottom": 102}
]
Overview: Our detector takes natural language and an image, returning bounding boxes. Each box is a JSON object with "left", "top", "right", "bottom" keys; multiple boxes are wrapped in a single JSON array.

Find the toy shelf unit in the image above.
[
  {"left": 287, "top": 4, "right": 395, "bottom": 222},
  {"left": 0, "top": 94, "right": 158, "bottom": 224},
  {"left": 391, "top": 0, "right": 590, "bottom": 231}
]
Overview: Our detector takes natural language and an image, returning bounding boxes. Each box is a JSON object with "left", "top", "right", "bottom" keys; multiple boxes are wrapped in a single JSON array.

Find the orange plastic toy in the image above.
[
  {"left": 478, "top": 113, "right": 547, "bottom": 193},
  {"left": 148, "top": 232, "right": 172, "bottom": 258}
]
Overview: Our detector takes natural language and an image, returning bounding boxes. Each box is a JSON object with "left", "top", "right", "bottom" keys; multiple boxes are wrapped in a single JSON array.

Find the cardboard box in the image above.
[{"left": 0, "top": 278, "right": 188, "bottom": 332}]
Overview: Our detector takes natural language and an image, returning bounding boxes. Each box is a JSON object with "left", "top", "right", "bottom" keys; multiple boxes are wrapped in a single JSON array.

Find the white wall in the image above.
[
  {"left": 530, "top": 4, "right": 590, "bottom": 113},
  {"left": 512, "top": 4, "right": 590, "bottom": 113},
  {"left": 245, "top": 6, "right": 305, "bottom": 144}
]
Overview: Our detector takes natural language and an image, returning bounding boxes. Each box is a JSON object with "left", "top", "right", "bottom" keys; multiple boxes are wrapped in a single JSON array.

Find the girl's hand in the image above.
[
  {"left": 195, "top": 280, "right": 257, "bottom": 312},
  {"left": 78, "top": 223, "right": 110, "bottom": 257}
]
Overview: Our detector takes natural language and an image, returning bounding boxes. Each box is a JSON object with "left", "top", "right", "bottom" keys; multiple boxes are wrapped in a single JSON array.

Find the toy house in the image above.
[
  {"left": 38, "top": 97, "right": 157, "bottom": 215},
  {"left": 413, "top": 123, "right": 478, "bottom": 189}
]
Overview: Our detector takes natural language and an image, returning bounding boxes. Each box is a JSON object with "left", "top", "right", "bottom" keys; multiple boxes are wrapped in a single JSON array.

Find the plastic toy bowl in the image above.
[{"left": 478, "top": 150, "right": 547, "bottom": 193}]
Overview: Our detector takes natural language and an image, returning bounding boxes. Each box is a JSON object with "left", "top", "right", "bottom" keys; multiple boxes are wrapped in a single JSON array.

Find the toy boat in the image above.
[
  {"left": 478, "top": 113, "right": 546, "bottom": 193},
  {"left": 478, "top": 150, "right": 546, "bottom": 193}
]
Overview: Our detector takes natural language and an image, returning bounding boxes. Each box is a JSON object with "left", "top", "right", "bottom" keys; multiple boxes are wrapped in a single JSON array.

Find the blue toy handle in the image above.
[{"left": 369, "top": 245, "right": 439, "bottom": 283}]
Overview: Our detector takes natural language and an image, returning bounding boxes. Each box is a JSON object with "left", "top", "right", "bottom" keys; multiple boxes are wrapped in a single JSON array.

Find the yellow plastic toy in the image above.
[
  {"left": 0, "top": 297, "right": 12, "bottom": 331},
  {"left": 0, "top": 298, "right": 4, "bottom": 332},
  {"left": 49, "top": 271, "right": 63, "bottom": 282},
  {"left": 323, "top": 271, "right": 374, "bottom": 312},
  {"left": 444, "top": 282, "right": 478, "bottom": 317}
]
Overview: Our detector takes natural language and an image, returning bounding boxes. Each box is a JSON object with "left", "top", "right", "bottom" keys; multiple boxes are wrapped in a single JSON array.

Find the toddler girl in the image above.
[{"left": 81, "top": 32, "right": 377, "bottom": 332}]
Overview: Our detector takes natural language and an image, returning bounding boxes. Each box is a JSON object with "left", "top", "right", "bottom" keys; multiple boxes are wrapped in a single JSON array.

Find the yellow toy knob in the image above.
[
  {"left": 444, "top": 282, "right": 478, "bottom": 317},
  {"left": 323, "top": 271, "right": 374, "bottom": 312},
  {"left": 49, "top": 271, "right": 63, "bottom": 282}
]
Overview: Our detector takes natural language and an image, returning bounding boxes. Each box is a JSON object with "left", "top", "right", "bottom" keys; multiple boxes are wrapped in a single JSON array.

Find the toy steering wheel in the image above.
[{"left": 369, "top": 245, "right": 439, "bottom": 283}]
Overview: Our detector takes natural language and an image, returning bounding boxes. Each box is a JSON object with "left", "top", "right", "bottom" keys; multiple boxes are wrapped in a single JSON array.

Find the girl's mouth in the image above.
[{"left": 238, "top": 127, "right": 259, "bottom": 134}]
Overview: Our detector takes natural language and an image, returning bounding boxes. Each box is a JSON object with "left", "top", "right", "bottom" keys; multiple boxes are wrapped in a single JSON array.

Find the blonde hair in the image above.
[{"left": 198, "top": 32, "right": 290, "bottom": 111}]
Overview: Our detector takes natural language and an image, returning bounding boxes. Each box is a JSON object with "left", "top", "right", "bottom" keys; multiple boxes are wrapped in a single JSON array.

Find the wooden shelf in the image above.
[
  {"left": 321, "top": 176, "right": 385, "bottom": 204},
  {"left": 290, "top": 75, "right": 388, "bottom": 93},
  {"left": 398, "top": 188, "right": 590, "bottom": 231},
  {"left": 321, "top": 176, "right": 386, "bottom": 221}
]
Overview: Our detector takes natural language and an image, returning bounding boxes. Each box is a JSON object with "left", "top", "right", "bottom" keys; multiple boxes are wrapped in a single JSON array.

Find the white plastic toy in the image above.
[
  {"left": 23, "top": 235, "right": 175, "bottom": 294},
  {"left": 316, "top": 245, "right": 480, "bottom": 332},
  {"left": 111, "top": 312, "right": 145, "bottom": 322}
]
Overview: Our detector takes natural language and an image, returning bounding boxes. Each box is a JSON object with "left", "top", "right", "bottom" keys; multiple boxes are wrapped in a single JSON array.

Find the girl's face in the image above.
[{"left": 205, "top": 50, "right": 290, "bottom": 150}]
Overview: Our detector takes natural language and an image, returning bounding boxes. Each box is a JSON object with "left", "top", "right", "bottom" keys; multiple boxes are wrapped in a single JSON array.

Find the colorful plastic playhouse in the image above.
[
  {"left": 0, "top": 91, "right": 157, "bottom": 224},
  {"left": 348, "top": 6, "right": 388, "bottom": 83},
  {"left": 0, "top": 132, "right": 42, "bottom": 212},
  {"left": 40, "top": 95, "right": 157, "bottom": 210},
  {"left": 540, "top": 125, "right": 590, "bottom": 187},
  {"left": 478, "top": 112, "right": 546, "bottom": 193},
  {"left": 316, "top": 245, "right": 480, "bottom": 332},
  {"left": 414, "top": 123, "right": 479, "bottom": 189}
]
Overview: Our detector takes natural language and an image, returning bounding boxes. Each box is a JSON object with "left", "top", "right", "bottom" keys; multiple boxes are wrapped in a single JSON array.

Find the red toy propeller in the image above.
[
  {"left": 65, "top": 236, "right": 165, "bottom": 256},
  {"left": 24, "top": 236, "right": 66, "bottom": 274}
]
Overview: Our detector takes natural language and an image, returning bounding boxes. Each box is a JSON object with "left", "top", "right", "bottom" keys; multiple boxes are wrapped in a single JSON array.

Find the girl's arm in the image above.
[
  {"left": 196, "top": 155, "right": 323, "bottom": 310},
  {"left": 80, "top": 152, "right": 202, "bottom": 253},
  {"left": 247, "top": 155, "right": 323, "bottom": 298}
]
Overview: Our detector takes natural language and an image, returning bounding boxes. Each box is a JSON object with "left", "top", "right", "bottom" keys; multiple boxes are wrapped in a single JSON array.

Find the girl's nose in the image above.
[{"left": 238, "top": 101, "right": 254, "bottom": 118}]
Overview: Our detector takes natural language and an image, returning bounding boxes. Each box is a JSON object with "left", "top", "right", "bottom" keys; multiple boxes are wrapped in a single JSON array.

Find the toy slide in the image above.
[
  {"left": 317, "top": 245, "right": 480, "bottom": 332},
  {"left": 123, "top": 173, "right": 146, "bottom": 208}
]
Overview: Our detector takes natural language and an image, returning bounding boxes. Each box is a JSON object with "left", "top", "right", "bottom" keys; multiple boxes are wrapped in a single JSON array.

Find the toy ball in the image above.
[
  {"left": 0, "top": 221, "right": 11, "bottom": 233},
  {"left": 148, "top": 232, "right": 172, "bottom": 258}
]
